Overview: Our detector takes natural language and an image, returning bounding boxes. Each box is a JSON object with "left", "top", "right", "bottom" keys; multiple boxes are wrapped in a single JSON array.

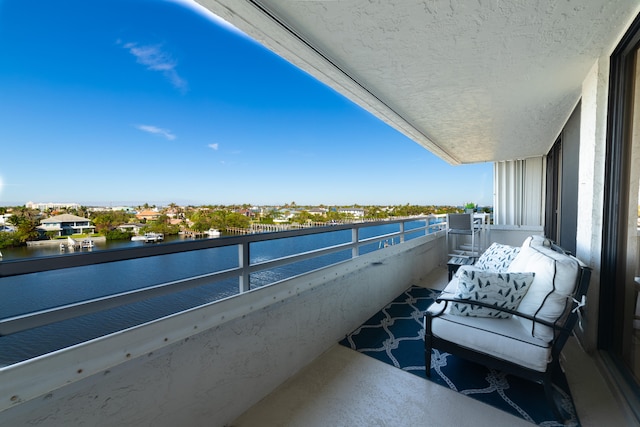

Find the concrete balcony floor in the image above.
[{"left": 233, "top": 267, "right": 632, "bottom": 427}]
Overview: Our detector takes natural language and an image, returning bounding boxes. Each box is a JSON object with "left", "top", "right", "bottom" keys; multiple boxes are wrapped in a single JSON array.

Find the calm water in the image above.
[
  {"left": 0, "top": 222, "right": 430, "bottom": 365},
  {"left": 0, "top": 233, "right": 186, "bottom": 259}
]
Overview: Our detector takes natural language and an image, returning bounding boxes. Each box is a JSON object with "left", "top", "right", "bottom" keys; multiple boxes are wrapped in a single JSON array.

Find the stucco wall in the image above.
[
  {"left": 0, "top": 234, "right": 444, "bottom": 427},
  {"left": 576, "top": 58, "right": 609, "bottom": 351}
]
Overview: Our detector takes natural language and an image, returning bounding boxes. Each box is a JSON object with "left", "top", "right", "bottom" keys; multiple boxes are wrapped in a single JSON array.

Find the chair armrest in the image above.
[{"left": 428, "top": 295, "right": 570, "bottom": 334}]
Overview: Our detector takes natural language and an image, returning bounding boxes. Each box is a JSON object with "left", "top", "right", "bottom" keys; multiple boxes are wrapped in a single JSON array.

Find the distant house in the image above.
[
  {"left": 338, "top": 208, "right": 365, "bottom": 218},
  {"left": 236, "top": 208, "right": 255, "bottom": 218},
  {"left": 26, "top": 201, "right": 80, "bottom": 211},
  {"left": 110, "top": 206, "right": 137, "bottom": 213},
  {"left": 135, "top": 210, "right": 161, "bottom": 221},
  {"left": 164, "top": 208, "right": 181, "bottom": 218},
  {"left": 274, "top": 208, "right": 298, "bottom": 222},
  {"left": 38, "top": 214, "right": 95, "bottom": 236},
  {"left": 117, "top": 223, "right": 145, "bottom": 235},
  {"left": 308, "top": 207, "right": 328, "bottom": 216}
]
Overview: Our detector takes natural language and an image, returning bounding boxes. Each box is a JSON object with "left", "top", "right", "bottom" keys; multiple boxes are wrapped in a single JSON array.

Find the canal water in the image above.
[
  {"left": 0, "top": 234, "right": 186, "bottom": 260},
  {"left": 0, "top": 222, "right": 430, "bottom": 365}
]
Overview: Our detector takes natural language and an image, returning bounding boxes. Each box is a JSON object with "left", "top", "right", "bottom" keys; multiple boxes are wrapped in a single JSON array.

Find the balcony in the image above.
[
  {"left": 0, "top": 220, "right": 631, "bottom": 426},
  {"left": 233, "top": 269, "right": 628, "bottom": 427}
]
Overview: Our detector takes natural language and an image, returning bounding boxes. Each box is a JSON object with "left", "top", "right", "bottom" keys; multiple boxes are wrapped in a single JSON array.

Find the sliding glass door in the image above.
[
  {"left": 615, "top": 48, "right": 640, "bottom": 386},
  {"left": 602, "top": 12, "right": 640, "bottom": 416}
]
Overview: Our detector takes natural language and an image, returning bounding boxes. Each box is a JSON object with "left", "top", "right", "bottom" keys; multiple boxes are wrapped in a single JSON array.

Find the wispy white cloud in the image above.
[
  {"left": 135, "top": 124, "right": 176, "bottom": 140},
  {"left": 208, "top": 143, "right": 219, "bottom": 150},
  {"left": 118, "top": 40, "right": 188, "bottom": 93}
]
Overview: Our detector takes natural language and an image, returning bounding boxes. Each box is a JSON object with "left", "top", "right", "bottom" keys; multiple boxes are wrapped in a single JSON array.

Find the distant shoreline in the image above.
[{"left": 26, "top": 236, "right": 107, "bottom": 247}]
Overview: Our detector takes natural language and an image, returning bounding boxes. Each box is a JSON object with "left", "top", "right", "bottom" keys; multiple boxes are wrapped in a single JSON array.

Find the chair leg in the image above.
[
  {"left": 543, "top": 380, "right": 565, "bottom": 423},
  {"left": 471, "top": 232, "right": 475, "bottom": 256},
  {"left": 543, "top": 366, "right": 568, "bottom": 424},
  {"left": 424, "top": 346, "right": 432, "bottom": 378},
  {"left": 424, "top": 315, "right": 432, "bottom": 378}
]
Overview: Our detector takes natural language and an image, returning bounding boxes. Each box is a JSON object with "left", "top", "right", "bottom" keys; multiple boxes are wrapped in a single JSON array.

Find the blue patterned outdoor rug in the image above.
[{"left": 339, "top": 285, "right": 579, "bottom": 426}]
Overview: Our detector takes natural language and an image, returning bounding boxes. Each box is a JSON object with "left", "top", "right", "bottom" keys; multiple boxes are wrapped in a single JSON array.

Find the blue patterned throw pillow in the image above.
[
  {"left": 450, "top": 266, "right": 535, "bottom": 318},
  {"left": 475, "top": 242, "right": 520, "bottom": 272}
]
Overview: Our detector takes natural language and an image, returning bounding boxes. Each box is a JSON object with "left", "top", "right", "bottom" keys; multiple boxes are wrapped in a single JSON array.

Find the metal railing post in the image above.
[
  {"left": 352, "top": 227, "right": 359, "bottom": 258},
  {"left": 239, "top": 241, "right": 250, "bottom": 293}
]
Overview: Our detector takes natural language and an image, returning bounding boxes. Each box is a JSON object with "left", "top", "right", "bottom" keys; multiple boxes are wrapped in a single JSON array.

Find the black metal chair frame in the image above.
[{"left": 424, "top": 244, "right": 591, "bottom": 423}]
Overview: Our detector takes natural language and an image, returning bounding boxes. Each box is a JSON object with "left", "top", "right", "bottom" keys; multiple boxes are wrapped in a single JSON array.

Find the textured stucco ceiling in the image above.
[{"left": 197, "top": 0, "right": 639, "bottom": 164}]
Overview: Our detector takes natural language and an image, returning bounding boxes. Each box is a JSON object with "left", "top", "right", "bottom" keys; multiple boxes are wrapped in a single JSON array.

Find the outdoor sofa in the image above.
[{"left": 424, "top": 235, "right": 591, "bottom": 422}]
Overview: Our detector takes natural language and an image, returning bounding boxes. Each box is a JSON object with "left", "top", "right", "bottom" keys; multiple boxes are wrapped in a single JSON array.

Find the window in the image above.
[
  {"left": 544, "top": 103, "right": 580, "bottom": 255},
  {"left": 601, "top": 11, "right": 640, "bottom": 417}
]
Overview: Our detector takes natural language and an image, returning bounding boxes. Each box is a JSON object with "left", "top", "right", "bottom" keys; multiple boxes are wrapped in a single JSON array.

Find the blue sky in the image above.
[{"left": 0, "top": 0, "right": 493, "bottom": 207}]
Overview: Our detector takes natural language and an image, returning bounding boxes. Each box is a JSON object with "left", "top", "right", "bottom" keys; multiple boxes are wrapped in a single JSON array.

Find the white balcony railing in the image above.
[{"left": 0, "top": 216, "right": 446, "bottom": 354}]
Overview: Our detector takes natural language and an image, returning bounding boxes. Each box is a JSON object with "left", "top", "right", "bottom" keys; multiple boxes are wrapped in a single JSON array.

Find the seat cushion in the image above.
[
  {"left": 449, "top": 266, "right": 535, "bottom": 318},
  {"left": 507, "top": 236, "right": 580, "bottom": 341},
  {"left": 427, "top": 301, "right": 552, "bottom": 372}
]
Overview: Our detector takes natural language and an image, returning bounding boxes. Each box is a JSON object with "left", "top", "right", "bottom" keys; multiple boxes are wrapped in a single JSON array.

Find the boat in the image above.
[
  {"left": 132, "top": 233, "right": 164, "bottom": 243},
  {"left": 146, "top": 233, "right": 164, "bottom": 242},
  {"left": 81, "top": 238, "right": 94, "bottom": 249},
  {"left": 207, "top": 228, "right": 221, "bottom": 238},
  {"left": 67, "top": 236, "right": 79, "bottom": 250}
]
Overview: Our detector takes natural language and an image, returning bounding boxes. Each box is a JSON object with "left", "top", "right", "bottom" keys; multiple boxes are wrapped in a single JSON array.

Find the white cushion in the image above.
[
  {"left": 428, "top": 306, "right": 551, "bottom": 372},
  {"left": 475, "top": 242, "right": 521, "bottom": 272},
  {"left": 426, "top": 235, "right": 581, "bottom": 373},
  {"left": 507, "top": 236, "right": 580, "bottom": 341},
  {"left": 449, "top": 266, "right": 535, "bottom": 318},
  {"left": 525, "top": 234, "right": 550, "bottom": 247}
]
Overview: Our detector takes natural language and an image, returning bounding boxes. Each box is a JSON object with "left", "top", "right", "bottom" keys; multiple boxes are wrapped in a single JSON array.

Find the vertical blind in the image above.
[{"left": 493, "top": 157, "right": 545, "bottom": 226}]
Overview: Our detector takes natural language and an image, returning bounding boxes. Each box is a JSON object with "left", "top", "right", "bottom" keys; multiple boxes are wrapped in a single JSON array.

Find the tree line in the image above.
[{"left": 0, "top": 203, "right": 488, "bottom": 249}]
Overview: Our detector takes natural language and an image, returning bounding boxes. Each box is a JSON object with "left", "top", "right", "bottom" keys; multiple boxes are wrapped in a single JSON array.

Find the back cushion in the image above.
[
  {"left": 449, "top": 266, "right": 535, "bottom": 318},
  {"left": 507, "top": 236, "right": 580, "bottom": 341}
]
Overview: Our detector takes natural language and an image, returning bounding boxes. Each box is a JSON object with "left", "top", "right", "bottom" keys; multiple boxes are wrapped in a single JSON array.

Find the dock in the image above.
[{"left": 226, "top": 222, "right": 336, "bottom": 235}]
